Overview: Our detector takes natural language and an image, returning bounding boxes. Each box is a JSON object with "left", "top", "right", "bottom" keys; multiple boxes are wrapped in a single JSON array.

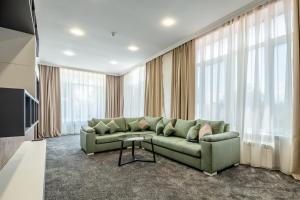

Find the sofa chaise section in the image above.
[
  {"left": 199, "top": 132, "right": 240, "bottom": 175},
  {"left": 142, "top": 131, "right": 240, "bottom": 175},
  {"left": 142, "top": 137, "right": 202, "bottom": 170}
]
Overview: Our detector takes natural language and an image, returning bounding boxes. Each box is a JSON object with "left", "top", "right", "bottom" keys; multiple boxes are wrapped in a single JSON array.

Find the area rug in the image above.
[{"left": 45, "top": 135, "right": 300, "bottom": 200}]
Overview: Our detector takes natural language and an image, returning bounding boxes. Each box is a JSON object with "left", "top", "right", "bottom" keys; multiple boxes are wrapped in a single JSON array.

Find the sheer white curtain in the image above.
[
  {"left": 195, "top": 0, "right": 293, "bottom": 173},
  {"left": 123, "top": 66, "right": 145, "bottom": 117},
  {"left": 60, "top": 68, "right": 106, "bottom": 134}
]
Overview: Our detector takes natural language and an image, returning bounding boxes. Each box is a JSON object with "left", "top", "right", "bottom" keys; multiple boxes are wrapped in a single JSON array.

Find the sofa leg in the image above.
[
  {"left": 234, "top": 163, "right": 239, "bottom": 167},
  {"left": 204, "top": 171, "right": 217, "bottom": 176},
  {"left": 87, "top": 153, "right": 94, "bottom": 156}
]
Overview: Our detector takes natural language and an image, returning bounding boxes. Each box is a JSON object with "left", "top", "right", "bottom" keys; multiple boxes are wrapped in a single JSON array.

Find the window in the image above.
[
  {"left": 123, "top": 66, "right": 145, "bottom": 117},
  {"left": 195, "top": 0, "right": 293, "bottom": 145},
  {"left": 60, "top": 68, "right": 106, "bottom": 134}
]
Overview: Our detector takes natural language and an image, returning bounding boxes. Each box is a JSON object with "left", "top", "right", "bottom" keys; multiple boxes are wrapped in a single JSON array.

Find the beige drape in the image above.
[
  {"left": 105, "top": 75, "right": 124, "bottom": 118},
  {"left": 171, "top": 40, "right": 195, "bottom": 120},
  {"left": 38, "top": 65, "right": 61, "bottom": 138},
  {"left": 144, "top": 56, "right": 164, "bottom": 116},
  {"left": 292, "top": 0, "right": 300, "bottom": 180}
]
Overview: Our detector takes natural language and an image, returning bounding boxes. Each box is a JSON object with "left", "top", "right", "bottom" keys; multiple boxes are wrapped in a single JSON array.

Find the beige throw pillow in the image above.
[
  {"left": 139, "top": 119, "right": 150, "bottom": 130},
  {"left": 198, "top": 123, "right": 212, "bottom": 140}
]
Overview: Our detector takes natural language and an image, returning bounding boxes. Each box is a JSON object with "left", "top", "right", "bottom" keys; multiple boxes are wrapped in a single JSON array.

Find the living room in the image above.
[{"left": 0, "top": 0, "right": 300, "bottom": 199}]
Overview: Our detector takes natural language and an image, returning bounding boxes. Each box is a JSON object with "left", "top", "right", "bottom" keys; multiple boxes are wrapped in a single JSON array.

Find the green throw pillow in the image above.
[
  {"left": 163, "top": 122, "right": 175, "bottom": 136},
  {"left": 92, "top": 117, "right": 126, "bottom": 132},
  {"left": 93, "top": 121, "right": 110, "bottom": 135},
  {"left": 156, "top": 120, "right": 164, "bottom": 135},
  {"left": 162, "top": 118, "right": 176, "bottom": 126},
  {"left": 224, "top": 123, "right": 230, "bottom": 132},
  {"left": 186, "top": 124, "right": 201, "bottom": 142},
  {"left": 128, "top": 120, "right": 141, "bottom": 132},
  {"left": 145, "top": 116, "right": 162, "bottom": 131},
  {"left": 125, "top": 117, "right": 143, "bottom": 131},
  {"left": 92, "top": 118, "right": 110, "bottom": 126},
  {"left": 111, "top": 117, "right": 127, "bottom": 132},
  {"left": 174, "top": 119, "right": 196, "bottom": 138},
  {"left": 196, "top": 119, "right": 225, "bottom": 134},
  {"left": 106, "top": 120, "right": 120, "bottom": 134}
]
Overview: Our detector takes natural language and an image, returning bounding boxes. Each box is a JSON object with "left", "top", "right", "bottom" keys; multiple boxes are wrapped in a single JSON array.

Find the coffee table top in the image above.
[{"left": 118, "top": 133, "right": 153, "bottom": 142}]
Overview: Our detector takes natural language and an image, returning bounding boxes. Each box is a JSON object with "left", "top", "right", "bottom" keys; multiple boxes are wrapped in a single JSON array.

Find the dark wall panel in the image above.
[{"left": 0, "top": 0, "right": 34, "bottom": 34}]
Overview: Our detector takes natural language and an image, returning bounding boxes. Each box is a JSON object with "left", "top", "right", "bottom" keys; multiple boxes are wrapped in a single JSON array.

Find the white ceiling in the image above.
[{"left": 35, "top": 0, "right": 256, "bottom": 75}]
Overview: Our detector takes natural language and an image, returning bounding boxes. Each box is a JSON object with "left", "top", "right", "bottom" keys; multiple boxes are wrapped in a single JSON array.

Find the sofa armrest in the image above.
[
  {"left": 80, "top": 127, "right": 96, "bottom": 154},
  {"left": 81, "top": 125, "right": 95, "bottom": 133},
  {"left": 201, "top": 132, "right": 239, "bottom": 142},
  {"left": 200, "top": 136, "right": 240, "bottom": 174}
]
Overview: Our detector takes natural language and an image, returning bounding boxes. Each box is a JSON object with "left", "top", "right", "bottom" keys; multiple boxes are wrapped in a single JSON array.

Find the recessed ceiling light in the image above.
[
  {"left": 69, "top": 27, "right": 85, "bottom": 36},
  {"left": 63, "top": 50, "right": 75, "bottom": 56},
  {"left": 161, "top": 17, "right": 176, "bottom": 27},
  {"left": 128, "top": 45, "right": 139, "bottom": 51},
  {"left": 110, "top": 60, "right": 118, "bottom": 65}
]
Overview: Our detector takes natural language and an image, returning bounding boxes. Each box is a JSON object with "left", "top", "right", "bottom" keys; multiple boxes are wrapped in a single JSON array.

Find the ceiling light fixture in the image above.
[
  {"left": 69, "top": 27, "right": 85, "bottom": 36},
  {"left": 128, "top": 45, "right": 139, "bottom": 52},
  {"left": 63, "top": 50, "right": 75, "bottom": 56},
  {"left": 161, "top": 17, "right": 176, "bottom": 27},
  {"left": 110, "top": 60, "right": 118, "bottom": 65}
]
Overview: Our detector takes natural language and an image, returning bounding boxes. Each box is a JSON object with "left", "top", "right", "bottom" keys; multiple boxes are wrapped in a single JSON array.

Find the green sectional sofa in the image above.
[{"left": 80, "top": 116, "right": 240, "bottom": 175}]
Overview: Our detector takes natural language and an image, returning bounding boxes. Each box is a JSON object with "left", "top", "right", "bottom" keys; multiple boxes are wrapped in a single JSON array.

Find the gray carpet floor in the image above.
[{"left": 45, "top": 135, "right": 300, "bottom": 200}]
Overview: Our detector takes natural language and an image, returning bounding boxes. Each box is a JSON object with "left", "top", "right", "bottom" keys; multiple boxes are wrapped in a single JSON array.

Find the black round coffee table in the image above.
[{"left": 118, "top": 134, "right": 156, "bottom": 166}]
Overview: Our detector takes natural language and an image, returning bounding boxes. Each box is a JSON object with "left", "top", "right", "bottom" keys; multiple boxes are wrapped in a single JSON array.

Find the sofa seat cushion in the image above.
[
  {"left": 96, "top": 131, "right": 156, "bottom": 144},
  {"left": 96, "top": 132, "right": 126, "bottom": 144},
  {"left": 151, "top": 135, "right": 201, "bottom": 157}
]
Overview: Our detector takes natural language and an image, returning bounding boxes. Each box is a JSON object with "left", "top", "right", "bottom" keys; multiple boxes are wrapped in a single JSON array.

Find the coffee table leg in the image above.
[
  {"left": 132, "top": 141, "right": 135, "bottom": 159},
  {"left": 151, "top": 139, "right": 156, "bottom": 162},
  {"left": 118, "top": 141, "right": 124, "bottom": 166}
]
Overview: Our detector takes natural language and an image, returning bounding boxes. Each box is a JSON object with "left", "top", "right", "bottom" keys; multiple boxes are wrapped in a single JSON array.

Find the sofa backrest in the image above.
[{"left": 88, "top": 117, "right": 231, "bottom": 135}]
